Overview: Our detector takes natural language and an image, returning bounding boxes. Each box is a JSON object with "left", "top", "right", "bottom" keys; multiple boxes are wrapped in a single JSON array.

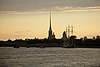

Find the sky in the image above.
[{"left": 0, "top": 0, "right": 100, "bottom": 40}]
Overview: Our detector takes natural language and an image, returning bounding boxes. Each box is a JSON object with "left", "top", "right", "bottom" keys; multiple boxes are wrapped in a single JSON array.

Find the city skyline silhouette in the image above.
[
  {"left": 0, "top": 1, "right": 100, "bottom": 67},
  {"left": 0, "top": 0, "right": 100, "bottom": 40}
]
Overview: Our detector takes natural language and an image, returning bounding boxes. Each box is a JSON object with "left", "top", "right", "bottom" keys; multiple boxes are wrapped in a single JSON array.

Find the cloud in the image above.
[
  {"left": 0, "top": 6, "right": 100, "bottom": 14},
  {"left": 14, "top": 30, "right": 31, "bottom": 34},
  {"left": 0, "top": 0, "right": 100, "bottom": 12},
  {"left": 54, "top": 6, "right": 100, "bottom": 12}
]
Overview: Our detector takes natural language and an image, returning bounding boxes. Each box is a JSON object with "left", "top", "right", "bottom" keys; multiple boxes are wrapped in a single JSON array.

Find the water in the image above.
[{"left": 0, "top": 47, "right": 100, "bottom": 67}]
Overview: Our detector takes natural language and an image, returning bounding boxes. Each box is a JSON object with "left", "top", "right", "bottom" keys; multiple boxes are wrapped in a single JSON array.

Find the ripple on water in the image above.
[{"left": 0, "top": 47, "right": 100, "bottom": 67}]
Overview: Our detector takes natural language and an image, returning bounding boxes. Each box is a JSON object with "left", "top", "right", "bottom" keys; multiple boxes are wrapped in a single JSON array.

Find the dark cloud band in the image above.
[{"left": 0, "top": 0, "right": 100, "bottom": 11}]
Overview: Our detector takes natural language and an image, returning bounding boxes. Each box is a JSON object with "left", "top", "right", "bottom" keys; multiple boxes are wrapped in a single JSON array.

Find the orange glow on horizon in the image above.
[{"left": 0, "top": 11, "right": 100, "bottom": 40}]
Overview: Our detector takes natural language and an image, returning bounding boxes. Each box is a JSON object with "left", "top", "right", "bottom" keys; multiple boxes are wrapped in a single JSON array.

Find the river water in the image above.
[{"left": 0, "top": 47, "right": 100, "bottom": 67}]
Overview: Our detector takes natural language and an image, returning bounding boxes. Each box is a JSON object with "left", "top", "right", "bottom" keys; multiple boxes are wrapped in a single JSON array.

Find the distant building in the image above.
[
  {"left": 62, "top": 31, "right": 67, "bottom": 41},
  {"left": 83, "top": 36, "right": 87, "bottom": 41},
  {"left": 96, "top": 35, "right": 100, "bottom": 39},
  {"left": 48, "top": 13, "right": 55, "bottom": 40}
]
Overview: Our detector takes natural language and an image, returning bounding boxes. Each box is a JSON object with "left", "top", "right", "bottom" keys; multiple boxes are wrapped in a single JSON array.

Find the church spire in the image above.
[
  {"left": 48, "top": 12, "right": 55, "bottom": 40},
  {"left": 49, "top": 12, "right": 52, "bottom": 30}
]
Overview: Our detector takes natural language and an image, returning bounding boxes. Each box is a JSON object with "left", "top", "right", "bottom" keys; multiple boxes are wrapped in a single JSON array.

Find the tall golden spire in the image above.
[
  {"left": 48, "top": 12, "right": 55, "bottom": 40},
  {"left": 49, "top": 12, "right": 52, "bottom": 30}
]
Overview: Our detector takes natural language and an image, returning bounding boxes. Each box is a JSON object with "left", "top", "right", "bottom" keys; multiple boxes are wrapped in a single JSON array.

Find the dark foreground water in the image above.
[{"left": 0, "top": 47, "right": 100, "bottom": 67}]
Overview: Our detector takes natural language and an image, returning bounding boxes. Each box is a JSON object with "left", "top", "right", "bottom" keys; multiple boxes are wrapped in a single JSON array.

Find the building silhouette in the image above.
[
  {"left": 48, "top": 13, "right": 55, "bottom": 40},
  {"left": 0, "top": 12, "right": 100, "bottom": 48}
]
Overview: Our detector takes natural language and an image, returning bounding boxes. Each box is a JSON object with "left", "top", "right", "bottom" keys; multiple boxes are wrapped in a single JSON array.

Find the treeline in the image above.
[
  {"left": 0, "top": 39, "right": 63, "bottom": 47},
  {"left": 0, "top": 38, "right": 100, "bottom": 48},
  {"left": 75, "top": 38, "right": 100, "bottom": 48}
]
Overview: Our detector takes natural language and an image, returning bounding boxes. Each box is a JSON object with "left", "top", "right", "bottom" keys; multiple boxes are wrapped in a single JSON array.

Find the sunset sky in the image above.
[{"left": 0, "top": 0, "right": 100, "bottom": 40}]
